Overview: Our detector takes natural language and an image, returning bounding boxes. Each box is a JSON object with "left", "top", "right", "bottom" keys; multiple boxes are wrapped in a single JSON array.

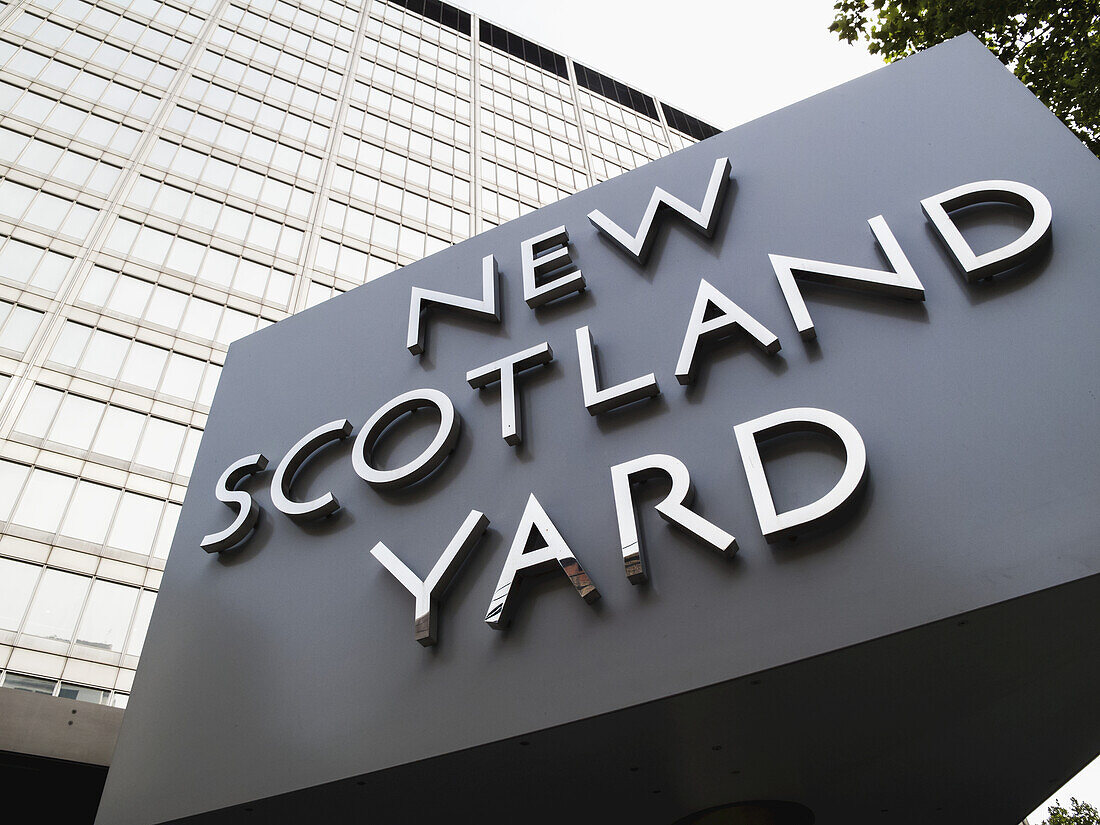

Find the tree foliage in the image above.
[
  {"left": 830, "top": 1, "right": 1100, "bottom": 156},
  {"left": 1042, "top": 797, "right": 1100, "bottom": 825}
]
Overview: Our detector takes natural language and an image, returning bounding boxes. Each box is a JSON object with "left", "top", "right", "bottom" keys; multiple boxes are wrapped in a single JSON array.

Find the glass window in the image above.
[
  {"left": 82, "top": 329, "right": 128, "bottom": 377},
  {"left": 49, "top": 394, "right": 103, "bottom": 449},
  {"left": 180, "top": 299, "right": 219, "bottom": 338},
  {"left": 0, "top": 128, "right": 31, "bottom": 165},
  {"left": 125, "top": 590, "right": 155, "bottom": 656},
  {"left": 166, "top": 236, "right": 203, "bottom": 275},
  {"left": 132, "top": 225, "right": 172, "bottom": 265},
  {"left": 79, "top": 266, "right": 117, "bottom": 306},
  {"left": 91, "top": 405, "right": 144, "bottom": 461},
  {"left": 161, "top": 353, "right": 203, "bottom": 399},
  {"left": 216, "top": 307, "right": 254, "bottom": 344},
  {"left": 135, "top": 418, "right": 184, "bottom": 472},
  {"left": 3, "top": 673, "right": 56, "bottom": 694},
  {"left": 0, "top": 557, "right": 40, "bottom": 632},
  {"left": 106, "top": 491, "right": 161, "bottom": 554},
  {"left": 50, "top": 322, "right": 91, "bottom": 366},
  {"left": 153, "top": 502, "right": 180, "bottom": 558},
  {"left": 0, "top": 304, "right": 42, "bottom": 353},
  {"left": 0, "top": 181, "right": 36, "bottom": 223},
  {"left": 108, "top": 275, "right": 152, "bottom": 316},
  {"left": 60, "top": 480, "right": 120, "bottom": 544},
  {"left": 12, "top": 468, "right": 76, "bottom": 533},
  {"left": 0, "top": 460, "right": 31, "bottom": 520},
  {"left": 58, "top": 683, "right": 106, "bottom": 704},
  {"left": 20, "top": 140, "right": 63, "bottom": 175},
  {"left": 145, "top": 286, "right": 187, "bottom": 328},
  {"left": 22, "top": 568, "right": 90, "bottom": 642},
  {"left": 87, "top": 161, "right": 122, "bottom": 196},
  {"left": 74, "top": 579, "right": 138, "bottom": 653},
  {"left": 177, "top": 428, "right": 202, "bottom": 477},
  {"left": 119, "top": 341, "right": 167, "bottom": 388},
  {"left": 14, "top": 385, "right": 63, "bottom": 439}
]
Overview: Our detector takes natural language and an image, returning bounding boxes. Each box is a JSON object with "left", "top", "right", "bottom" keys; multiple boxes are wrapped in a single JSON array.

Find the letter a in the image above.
[
  {"left": 485, "top": 494, "right": 599, "bottom": 629},
  {"left": 675, "top": 278, "right": 780, "bottom": 385}
]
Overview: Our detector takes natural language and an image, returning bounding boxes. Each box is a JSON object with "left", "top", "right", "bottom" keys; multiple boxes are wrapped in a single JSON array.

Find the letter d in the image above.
[{"left": 734, "top": 407, "right": 867, "bottom": 543}]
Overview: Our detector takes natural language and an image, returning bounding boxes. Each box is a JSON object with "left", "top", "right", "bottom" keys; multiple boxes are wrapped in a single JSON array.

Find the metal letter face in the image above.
[
  {"left": 200, "top": 453, "right": 268, "bottom": 553},
  {"left": 920, "top": 179, "right": 1053, "bottom": 281},
  {"left": 466, "top": 342, "right": 554, "bottom": 445},
  {"left": 675, "top": 278, "right": 781, "bottom": 385},
  {"left": 575, "top": 325, "right": 660, "bottom": 415},
  {"left": 270, "top": 419, "right": 353, "bottom": 521},
  {"left": 587, "top": 157, "right": 731, "bottom": 265},
  {"left": 485, "top": 494, "right": 599, "bottom": 629},
  {"left": 406, "top": 254, "right": 500, "bottom": 355},
  {"left": 610, "top": 454, "right": 737, "bottom": 584},
  {"left": 734, "top": 407, "right": 868, "bottom": 543},
  {"left": 769, "top": 215, "right": 925, "bottom": 341},
  {"left": 520, "top": 225, "right": 586, "bottom": 307},
  {"left": 352, "top": 388, "right": 460, "bottom": 490},
  {"left": 370, "top": 510, "right": 490, "bottom": 646}
]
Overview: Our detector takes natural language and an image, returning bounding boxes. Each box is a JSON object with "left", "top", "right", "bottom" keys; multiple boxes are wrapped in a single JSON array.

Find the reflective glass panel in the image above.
[
  {"left": 61, "top": 480, "right": 120, "bottom": 544},
  {"left": 22, "top": 568, "right": 90, "bottom": 642},
  {"left": 12, "top": 469, "right": 76, "bottom": 533},
  {"left": 0, "top": 557, "right": 40, "bottom": 632},
  {"left": 125, "top": 590, "right": 156, "bottom": 656},
  {"left": 75, "top": 579, "right": 138, "bottom": 653}
]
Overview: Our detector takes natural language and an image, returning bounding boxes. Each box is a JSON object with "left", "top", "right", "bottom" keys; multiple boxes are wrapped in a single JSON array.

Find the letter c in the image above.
[{"left": 270, "top": 419, "right": 353, "bottom": 520}]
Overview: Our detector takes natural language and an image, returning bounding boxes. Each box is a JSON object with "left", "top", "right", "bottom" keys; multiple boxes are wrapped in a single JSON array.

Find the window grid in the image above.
[
  {"left": 11, "top": 382, "right": 203, "bottom": 478},
  {"left": 576, "top": 88, "right": 674, "bottom": 183},
  {"left": 0, "top": 233, "right": 77, "bottom": 298},
  {"left": 305, "top": 4, "right": 476, "bottom": 284},
  {"left": 0, "top": 299, "right": 45, "bottom": 357},
  {"left": 77, "top": 264, "right": 274, "bottom": 347},
  {"left": 0, "top": 549, "right": 160, "bottom": 684},
  {"left": 0, "top": 77, "right": 152, "bottom": 162},
  {"left": 42, "top": 318, "right": 222, "bottom": 409},
  {"left": 0, "top": 458, "right": 182, "bottom": 563},
  {"left": 474, "top": 42, "right": 592, "bottom": 227}
]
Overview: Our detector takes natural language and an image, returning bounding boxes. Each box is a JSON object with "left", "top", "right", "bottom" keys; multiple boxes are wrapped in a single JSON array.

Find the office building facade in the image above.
[{"left": 0, "top": 0, "right": 718, "bottom": 711}]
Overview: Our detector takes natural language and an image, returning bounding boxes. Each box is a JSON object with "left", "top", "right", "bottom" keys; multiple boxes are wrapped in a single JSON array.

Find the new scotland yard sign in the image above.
[
  {"left": 96, "top": 36, "right": 1100, "bottom": 825},
  {"left": 196, "top": 161, "right": 1050, "bottom": 643}
]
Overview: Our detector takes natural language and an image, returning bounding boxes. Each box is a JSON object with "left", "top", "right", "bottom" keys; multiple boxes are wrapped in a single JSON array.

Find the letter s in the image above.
[{"left": 201, "top": 453, "right": 269, "bottom": 553}]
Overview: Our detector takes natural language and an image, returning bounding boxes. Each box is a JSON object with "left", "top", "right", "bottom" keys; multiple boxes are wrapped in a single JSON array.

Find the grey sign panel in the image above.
[{"left": 96, "top": 35, "right": 1100, "bottom": 825}]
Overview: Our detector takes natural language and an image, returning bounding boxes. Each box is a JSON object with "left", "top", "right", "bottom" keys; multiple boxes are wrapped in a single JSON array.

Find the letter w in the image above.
[{"left": 587, "top": 157, "right": 731, "bottom": 265}]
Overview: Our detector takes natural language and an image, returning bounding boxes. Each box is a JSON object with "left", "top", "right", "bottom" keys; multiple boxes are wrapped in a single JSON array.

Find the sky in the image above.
[{"left": 453, "top": 0, "right": 1100, "bottom": 820}]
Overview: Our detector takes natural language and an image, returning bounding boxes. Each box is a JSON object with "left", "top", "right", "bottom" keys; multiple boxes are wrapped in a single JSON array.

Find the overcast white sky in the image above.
[{"left": 455, "top": 1, "right": 1099, "bottom": 820}]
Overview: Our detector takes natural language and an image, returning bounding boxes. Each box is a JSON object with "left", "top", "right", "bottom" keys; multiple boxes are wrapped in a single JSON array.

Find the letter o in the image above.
[{"left": 353, "top": 389, "right": 460, "bottom": 490}]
